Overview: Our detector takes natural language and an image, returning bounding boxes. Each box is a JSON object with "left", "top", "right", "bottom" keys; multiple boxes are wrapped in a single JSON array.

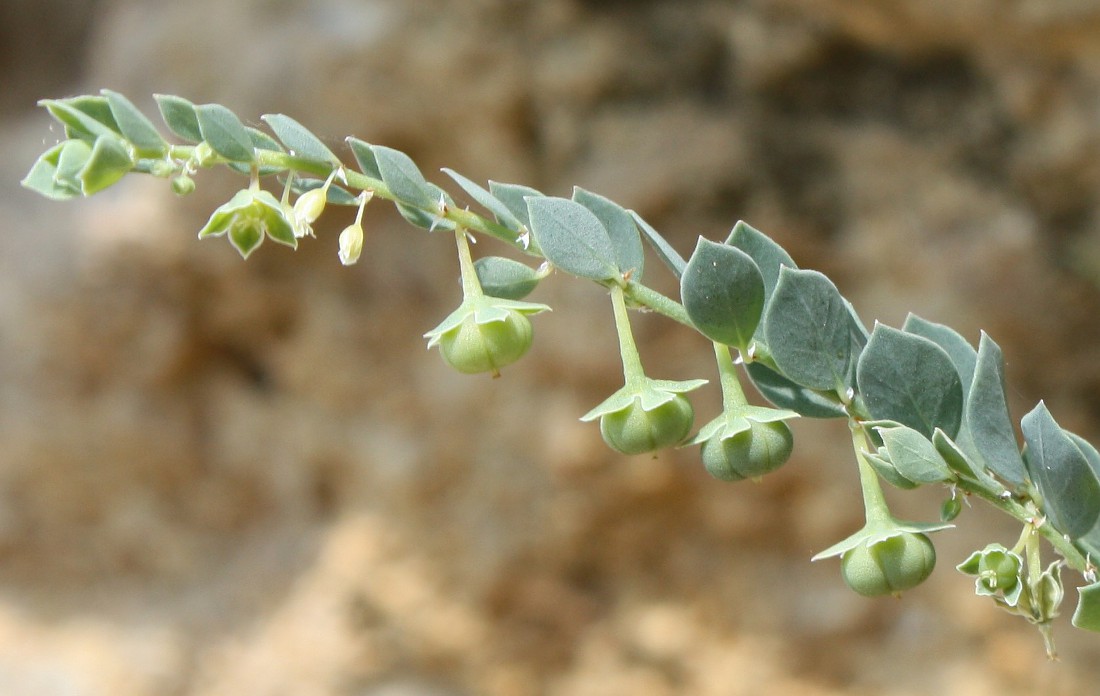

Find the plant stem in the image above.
[
  {"left": 611, "top": 284, "right": 646, "bottom": 385},
  {"left": 713, "top": 342, "right": 748, "bottom": 411},
  {"left": 850, "top": 425, "right": 892, "bottom": 527}
]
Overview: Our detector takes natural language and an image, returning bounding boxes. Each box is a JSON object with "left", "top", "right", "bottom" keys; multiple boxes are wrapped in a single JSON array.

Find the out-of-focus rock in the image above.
[{"left": 3, "top": 0, "right": 1100, "bottom": 694}]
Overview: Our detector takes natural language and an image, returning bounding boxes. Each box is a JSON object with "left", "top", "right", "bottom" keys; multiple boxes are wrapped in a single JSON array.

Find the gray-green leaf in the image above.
[
  {"left": 489, "top": 181, "right": 543, "bottom": 228},
  {"left": 681, "top": 238, "right": 764, "bottom": 351},
  {"left": 1021, "top": 401, "right": 1100, "bottom": 539},
  {"left": 371, "top": 145, "right": 436, "bottom": 209},
  {"left": 154, "top": 94, "right": 203, "bottom": 143},
  {"left": 764, "top": 267, "right": 864, "bottom": 393},
  {"left": 964, "top": 332, "right": 1028, "bottom": 488},
  {"left": 527, "top": 197, "right": 619, "bottom": 282},
  {"left": 262, "top": 113, "right": 340, "bottom": 164},
  {"left": 102, "top": 89, "right": 166, "bottom": 156},
  {"left": 573, "top": 187, "right": 644, "bottom": 281},
  {"left": 857, "top": 323, "right": 964, "bottom": 439},
  {"left": 474, "top": 257, "right": 541, "bottom": 300},
  {"left": 196, "top": 103, "right": 254, "bottom": 162},
  {"left": 442, "top": 169, "right": 525, "bottom": 233},
  {"left": 631, "top": 210, "right": 687, "bottom": 279},
  {"left": 876, "top": 425, "right": 954, "bottom": 484}
]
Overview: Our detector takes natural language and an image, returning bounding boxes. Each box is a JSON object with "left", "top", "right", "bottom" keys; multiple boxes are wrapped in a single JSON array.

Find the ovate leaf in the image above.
[
  {"left": 102, "top": 89, "right": 166, "bottom": 156},
  {"left": 573, "top": 187, "right": 644, "bottom": 281},
  {"left": 527, "top": 197, "right": 619, "bottom": 282},
  {"left": 631, "top": 210, "right": 687, "bottom": 279},
  {"left": 876, "top": 425, "right": 954, "bottom": 484},
  {"left": 744, "top": 362, "right": 848, "bottom": 418},
  {"left": 372, "top": 144, "right": 436, "bottom": 209},
  {"left": 21, "top": 142, "right": 80, "bottom": 200},
  {"left": 196, "top": 103, "right": 254, "bottom": 162},
  {"left": 964, "top": 332, "right": 1028, "bottom": 488},
  {"left": 857, "top": 323, "right": 964, "bottom": 439},
  {"left": 262, "top": 113, "right": 340, "bottom": 164},
  {"left": 442, "top": 168, "right": 525, "bottom": 233},
  {"left": 681, "top": 238, "right": 764, "bottom": 351},
  {"left": 474, "top": 256, "right": 541, "bottom": 300},
  {"left": 489, "top": 181, "right": 543, "bottom": 228},
  {"left": 79, "top": 135, "right": 134, "bottom": 195},
  {"left": 1021, "top": 402, "right": 1100, "bottom": 539},
  {"left": 764, "top": 267, "right": 864, "bottom": 393},
  {"left": 154, "top": 94, "right": 203, "bottom": 143}
]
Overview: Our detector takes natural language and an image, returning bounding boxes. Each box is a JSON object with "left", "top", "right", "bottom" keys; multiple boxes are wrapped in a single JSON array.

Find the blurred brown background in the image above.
[{"left": 4, "top": 0, "right": 1100, "bottom": 694}]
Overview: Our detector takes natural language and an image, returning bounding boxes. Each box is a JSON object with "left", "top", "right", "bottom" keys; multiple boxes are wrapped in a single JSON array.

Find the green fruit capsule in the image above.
[
  {"left": 438, "top": 310, "right": 533, "bottom": 375},
  {"left": 840, "top": 532, "right": 936, "bottom": 597},
  {"left": 600, "top": 394, "right": 694, "bottom": 455},
  {"left": 702, "top": 419, "right": 794, "bottom": 481}
]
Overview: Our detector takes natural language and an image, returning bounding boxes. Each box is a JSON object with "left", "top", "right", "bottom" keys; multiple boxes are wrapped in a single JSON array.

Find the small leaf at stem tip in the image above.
[
  {"left": 79, "top": 134, "right": 134, "bottom": 195},
  {"left": 21, "top": 143, "right": 80, "bottom": 200}
]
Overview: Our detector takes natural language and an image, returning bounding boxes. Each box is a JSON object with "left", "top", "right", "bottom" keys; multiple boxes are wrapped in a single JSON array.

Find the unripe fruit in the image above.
[
  {"left": 702, "top": 419, "right": 794, "bottom": 481},
  {"left": 437, "top": 310, "right": 533, "bottom": 375},
  {"left": 600, "top": 394, "right": 694, "bottom": 455},
  {"left": 840, "top": 532, "right": 936, "bottom": 597}
]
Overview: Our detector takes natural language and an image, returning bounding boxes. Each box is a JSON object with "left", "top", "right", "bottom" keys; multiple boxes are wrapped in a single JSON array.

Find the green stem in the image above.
[
  {"left": 454, "top": 227, "right": 482, "bottom": 300},
  {"left": 623, "top": 281, "right": 693, "bottom": 329},
  {"left": 611, "top": 284, "right": 646, "bottom": 384},
  {"left": 713, "top": 342, "right": 748, "bottom": 411},
  {"left": 851, "top": 425, "right": 892, "bottom": 527}
]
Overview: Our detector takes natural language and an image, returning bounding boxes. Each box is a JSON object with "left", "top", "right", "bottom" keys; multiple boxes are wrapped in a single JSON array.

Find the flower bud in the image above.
[
  {"left": 171, "top": 175, "right": 196, "bottom": 196},
  {"left": 702, "top": 419, "right": 793, "bottom": 481},
  {"left": 437, "top": 309, "right": 533, "bottom": 375},
  {"left": 599, "top": 394, "right": 695, "bottom": 455},
  {"left": 338, "top": 223, "right": 364, "bottom": 265},
  {"left": 840, "top": 532, "right": 936, "bottom": 597}
]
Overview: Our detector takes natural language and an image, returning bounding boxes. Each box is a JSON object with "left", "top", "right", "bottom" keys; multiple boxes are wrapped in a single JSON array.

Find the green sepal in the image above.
[
  {"left": 956, "top": 543, "right": 1025, "bottom": 606},
  {"left": 198, "top": 188, "right": 298, "bottom": 258},
  {"left": 78, "top": 134, "right": 134, "bottom": 195},
  {"left": 196, "top": 103, "right": 255, "bottom": 162},
  {"left": 687, "top": 405, "right": 798, "bottom": 446},
  {"left": 474, "top": 257, "right": 541, "bottom": 300},
  {"left": 1072, "top": 580, "right": 1100, "bottom": 632},
  {"left": 102, "top": 89, "right": 167, "bottom": 156},
  {"left": 580, "top": 377, "right": 708, "bottom": 423},
  {"left": 681, "top": 237, "right": 764, "bottom": 352},
  {"left": 154, "top": 94, "right": 203, "bottom": 143},
  {"left": 21, "top": 142, "right": 80, "bottom": 200},
  {"left": 424, "top": 295, "right": 550, "bottom": 348},
  {"left": 811, "top": 517, "right": 953, "bottom": 562}
]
